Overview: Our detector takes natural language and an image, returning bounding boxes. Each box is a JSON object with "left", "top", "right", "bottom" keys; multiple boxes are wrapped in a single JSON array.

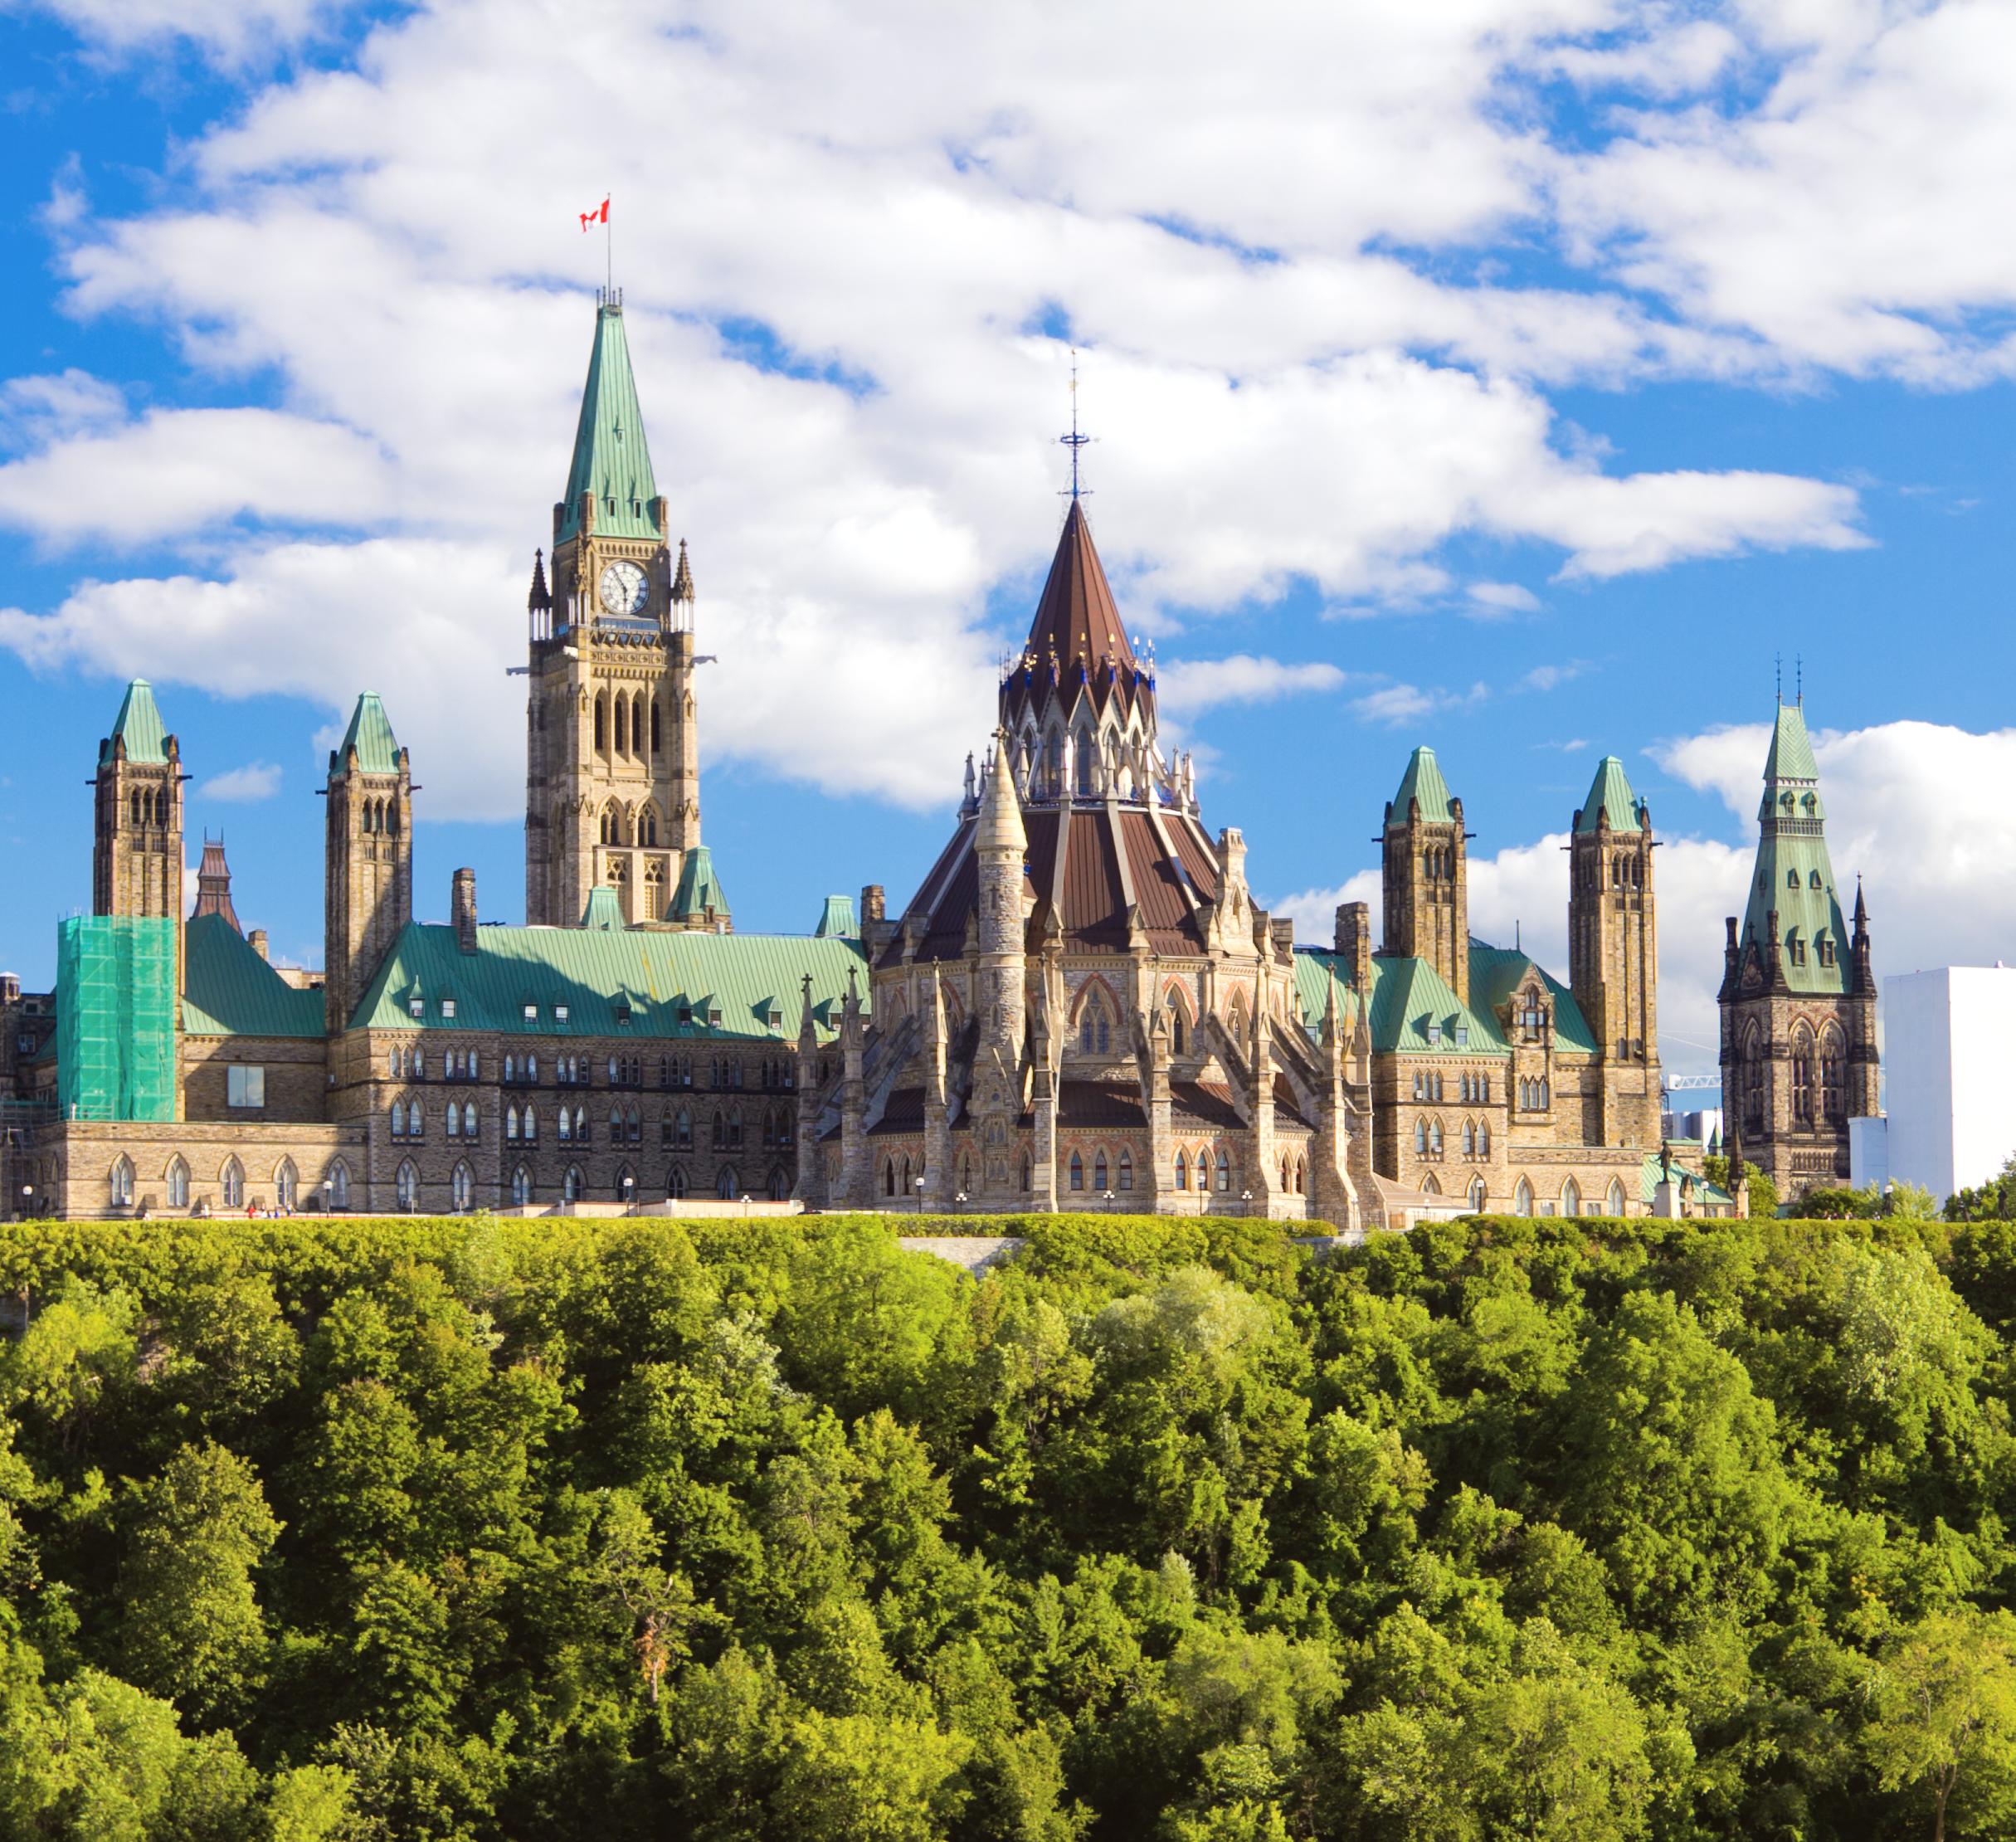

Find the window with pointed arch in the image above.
[
  {"left": 1468, "top": 1176, "right": 1487, "bottom": 1212},
  {"left": 1293, "top": 1157, "right": 1307, "bottom": 1196},
  {"left": 1215, "top": 1148, "right": 1231, "bottom": 1192},
  {"left": 1069, "top": 1150, "right": 1084, "bottom": 1191},
  {"left": 1791, "top": 1028, "right": 1815, "bottom": 1124},
  {"left": 167, "top": 1157, "right": 190, "bottom": 1210},
  {"left": 396, "top": 1160, "right": 419, "bottom": 1211},
  {"left": 1174, "top": 1150, "right": 1188, "bottom": 1191},
  {"left": 1092, "top": 1149, "right": 1108, "bottom": 1191},
  {"left": 1020, "top": 1152, "right": 1032, "bottom": 1193},
  {"left": 110, "top": 1157, "right": 134, "bottom": 1208},
  {"left": 325, "top": 1160, "right": 349, "bottom": 1211},
  {"left": 716, "top": 1167, "right": 738, "bottom": 1200},
  {"left": 1606, "top": 1178, "right": 1625, "bottom": 1217},
  {"left": 1414, "top": 1118, "right": 1429, "bottom": 1157},
  {"left": 1820, "top": 1028, "right": 1844, "bottom": 1122},
  {"left": 1428, "top": 1118, "right": 1443, "bottom": 1157},
  {"left": 563, "top": 1165, "right": 584, "bottom": 1202},
  {"left": 1117, "top": 1148, "right": 1133, "bottom": 1192},
  {"left": 1079, "top": 990, "right": 1112, "bottom": 1056},
  {"left": 275, "top": 1160, "right": 297, "bottom": 1211},
  {"left": 511, "top": 1166, "right": 533, "bottom": 1206},
  {"left": 769, "top": 1168, "right": 791, "bottom": 1201},
  {"left": 506, "top": 1106, "right": 519, "bottom": 1142},
  {"left": 884, "top": 1158, "right": 898, "bottom": 1198},
  {"left": 574, "top": 1105, "right": 587, "bottom": 1143},
  {"left": 668, "top": 1166, "right": 688, "bottom": 1200},
  {"left": 1742, "top": 1025, "right": 1765, "bottom": 1132},
  {"left": 451, "top": 1162, "right": 474, "bottom": 1212},
  {"left": 1478, "top": 1121, "right": 1491, "bottom": 1158},
  {"left": 1461, "top": 1119, "right": 1476, "bottom": 1158},
  {"left": 1165, "top": 991, "right": 1188, "bottom": 1055},
  {"left": 1562, "top": 1177, "right": 1582, "bottom": 1218},
  {"left": 1514, "top": 1177, "right": 1534, "bottom": 1217},
  {"left": 222, "top": 1158, "right": 245, "bottom": 1209},
  {"left": 446, "top": 1104, "right": 460, "bottom": 1140},
  {"left": 1421, "top": 1172, "right": 1441, "bottom": 1196}
]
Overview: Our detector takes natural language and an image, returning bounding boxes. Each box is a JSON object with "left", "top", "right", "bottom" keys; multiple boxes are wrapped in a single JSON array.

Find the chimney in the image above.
[
  {"left": 1269, "top": 916, "right": 1295, "bottom": 960},
  {"left": 452, "top": 868, "right": 479, "bottom": 953},
  {"left": 860, "top": 884, "right": 885, "bottom": 925},
  {"left": 0, "top": 973, "right": 18, "bottom": 1005},
  {"left": 249, "top": 929, "right": 269, "bottom": 961},
  {"left": 1337, "top": 901, "right": 1372, "bottom": 995}
]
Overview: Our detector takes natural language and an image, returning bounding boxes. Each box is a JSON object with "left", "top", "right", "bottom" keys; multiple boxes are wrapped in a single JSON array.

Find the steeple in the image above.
[
  {"left": 557, "top": 299, "right": 661, "bottom": 543},
  {"left": 976, "top": 729, "right": 1027, "bottom": 857},
  {"left": 1387, "top": 746, "right": 1455, "bottom": 826},
  {"left": 334, "top": 691, "right": 402, "bottom": 776},
  {"left": 324, "top": 692, "right": 412, "bottom": 1035},
  {"left": 671, "top": 538, "right": 694, "bottom": 603},
  {"left": 527, "top": 549, "right": 550, "bottom": 613},
  {"left": 1737, "top": 697, "right": 1849, "bottom": 995},
  {"left": 192, "top": 836, "right": 241, "bottom": 932},
  {"left": 1573, "top": 755, "right": 1647, "bottom": 835},
  {"left": 100, "top": 679, "right": 168, "bottom": 768},
  {"left": 1379, "top": 745, "right": 1468, "bottom": 1001}
]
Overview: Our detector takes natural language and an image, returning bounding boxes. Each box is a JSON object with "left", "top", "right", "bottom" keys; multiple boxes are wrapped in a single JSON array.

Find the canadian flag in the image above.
[{"left": 580, "top": 197, "right": 609, "bottom": 231}]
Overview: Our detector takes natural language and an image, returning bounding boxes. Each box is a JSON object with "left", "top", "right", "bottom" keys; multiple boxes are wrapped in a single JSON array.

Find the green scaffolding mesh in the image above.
[{"left": 56, "top": 917, "right": 177, "bottom": 1122}]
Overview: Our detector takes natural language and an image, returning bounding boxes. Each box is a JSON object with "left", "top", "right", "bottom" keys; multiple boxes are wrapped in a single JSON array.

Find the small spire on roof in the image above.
[
  {"left": 527, "top": 548, "right": 551, "bottom": 612},
  {"left": 672, "top": 538, "right": 694, "bottom": 602}
]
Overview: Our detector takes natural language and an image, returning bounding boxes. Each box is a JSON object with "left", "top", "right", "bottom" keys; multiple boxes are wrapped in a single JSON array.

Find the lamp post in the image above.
[
  {"left": 954, "top": 1191, "right": 967, "bottom": 1215},
  {"left": 914, "top": 1173, "right": 925, "bottom": 1215},
  {"left": 1241, "top": 1187, "right": 1253, "bottom": 1219},
  {"left": 19, "top": 1184, "right": 30, "bottom": 1221},
  {"left": 1103, "top": 1189, "right": 1115, "bottom": 1212}
]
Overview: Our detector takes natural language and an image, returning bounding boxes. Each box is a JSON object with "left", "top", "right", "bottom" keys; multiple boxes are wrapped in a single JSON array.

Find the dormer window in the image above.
[
  {"left": 1809, "top": 870, "right": 1823, "bottom": 889},
  {"left": 555, "top": 1004, "right": 571, "bottom": 1026},
  {"left": 522, "top": 1002, "right": 538, "bottom": 1025},
  {"left": 1454, "top": 1023, "right": 1469, "bottom": 1046},
  {"left": 1787, "top": 869, "right": 1799, "bottom": 889},
  {"left": 615, "top": 1002, "right": 633, "bottom": 1026},
  {"left": 1426, "top": 1022, "right": 1442, "bottom": 1046},
  {"left": 409, "top": 997, "right": 424, "bottom": 1020},
  {"left": 441, "top": 999, "right": 456, "bottom": 1021}
]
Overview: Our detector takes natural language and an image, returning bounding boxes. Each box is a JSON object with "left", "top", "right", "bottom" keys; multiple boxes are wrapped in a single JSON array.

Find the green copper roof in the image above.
[
  {"left": 582, "top": 887, "right": 626, "bottom": 931},
  {"left": 1292, "top": 938, "right": 1598, "bottom": 1058},
  {"left": 1386, "top": 746, "right": 1454, "bottom": 825},
  {"left": 1741, "top": 701, "right": 1851, "bottom": 996},
  {"left": 671, "top": 845, "right": 728, "bottom": 922},
  {"left": 181, "top": 914, "right": 326, "bottom": 1038},
  {"left": 1762, "top": 701, "right": 1820, "bottom": 787},
  {"left": 1575, "top": 756, "right": 1645, "bottom": 834},
  {"left": 815, "top": 894, "right": 858, "bottom": 938},
  {"left": 350, "top": 921, "right": 865, "bottom": 1041},
  {"left": 333, "top": 693, "right": 402, "bottom": 776},
  {"left": 100, "top": 680, "right": 168, "bottom": 767},
  {"left": 558, "top": 302, "right": 661, "bottom": 543}
]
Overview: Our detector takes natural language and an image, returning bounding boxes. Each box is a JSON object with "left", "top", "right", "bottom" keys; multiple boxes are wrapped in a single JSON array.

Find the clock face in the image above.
[{"left": 597, "top": 559, "right": 649, "bottom": 616}]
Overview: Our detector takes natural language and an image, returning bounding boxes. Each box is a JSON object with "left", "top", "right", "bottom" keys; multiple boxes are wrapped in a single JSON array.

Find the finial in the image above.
[
  {"left": 1795, "top": 653, "right": 1803, "bottom": 706},
  {"left": 1059, "top": 346, "right": 1092, "bottom": 502},
  {"left": 1775, "top": 653, "right": 1782, "bottom": 705}
]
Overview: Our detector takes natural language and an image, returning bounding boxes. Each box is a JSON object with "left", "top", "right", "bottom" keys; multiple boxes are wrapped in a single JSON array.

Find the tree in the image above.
[
  {"left": 119, "top": 1441, "right": 280, "bottom": 1712},
  {"left": 771, "top": 1708, "right": 970, "bottom": 1842},
  {"left": 1946, "top": 1152, "right": 2016, "bottom": 1224},
  {"left": 1863, "top": 1609, "right": 2016, "bottom": 1840}
]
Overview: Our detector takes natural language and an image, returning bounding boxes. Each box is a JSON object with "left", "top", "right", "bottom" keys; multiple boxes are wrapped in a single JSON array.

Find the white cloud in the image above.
[
  {"left": 0, "top": 0, "right": 1904, "bottom": 834},
  {"left": 1520, "top": 661, "right": 1589, "bottom": 692},
  {"left": 197, "top": 761, "right": 282, "bottom": 802},
  {"left": 0, "top": 407, "right": 397, "bottom": 548},
  {"left": 0, "top": 370, "right": 125, "bottom": 450},
  {"left": 1466, "top": 580, "right": 1541, "bottom": 614},
  {"left": 1155, "top": 655, "right": 1346, "bottom": 717},
  {"left": 17, "top": 0, "right": 347, "bottom": 61}
]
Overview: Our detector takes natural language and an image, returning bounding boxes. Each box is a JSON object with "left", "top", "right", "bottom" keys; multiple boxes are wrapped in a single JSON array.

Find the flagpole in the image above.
[{"left": 606, "top": 192, "right": 612, "bottom": 299}]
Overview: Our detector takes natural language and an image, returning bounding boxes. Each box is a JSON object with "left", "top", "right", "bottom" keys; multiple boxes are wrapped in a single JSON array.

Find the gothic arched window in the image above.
[
  {"left": 1792, "top": 1028, "right": 1815, "bottom": 1123},
  {"left": 396, "top": 1160, "right": 419, "bottom": 1211},
  {"left": 1175, "top": 1150, "right": 1188, "bottom": 1191},
  {"left": 1093, "top": 1150, "right": 1108, "bottom": 1191},
  {"left": 451, "top": 1162, "right": 473, "bottom": 1212},
  {"left": 1562, "top": 1177, "right": 1581, "bottom": 1217},
  {"left": 167, "top": 1157, "right": 190, "bottom": 1209},
  {"left": 275, "top": 1160, "right": 297, "bottom": 1211},
  {"left": 1820, "top": 1028, "right": 1844, "bottom": 1122},
  {"left": 1068, "top": 1150, "right": 1083, "bottom": 1191},
  {"left": 1118, "top": 1148, "right": 1132, "bottom": 1192},
  {"left": 512, "top": 1166, "right": 533, "bottom": 1206},
  {"left": 1514, "top": 1177, "right": 1534, "bottom": 1217},
  {"left": 1606, "top": 1178, "right": 1625, "bottom": 1216},
  {"left": 1468, "top": 1176, "right": 1487, "bottom": 1212},
  {"left": 222, "top": 1159, "right": 244, "bottom": 1209},
  {"left": 716, "top": 1167, "right": 738, "bottom": 1199},
  {"left": 1415, "top": 1119, "right": 1428, "bottom": 1156},
  {"left": 1216, "top": 1148, "right": 1230, "bottom": 1192},
  {"left": 668, "top": 1165, "right": 688, "bottom": 1199},
  {"left": 110, "top": 1157, "right": 134, "bottom": 1208},
  {"left": 325, "top": 1159, "right": 349, "bottom": 1210}
]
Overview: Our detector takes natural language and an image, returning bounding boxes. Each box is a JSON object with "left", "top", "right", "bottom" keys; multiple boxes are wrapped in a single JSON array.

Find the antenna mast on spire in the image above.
[{"left": 1059, "top": 347, "right": 1092, "bottom": 502}]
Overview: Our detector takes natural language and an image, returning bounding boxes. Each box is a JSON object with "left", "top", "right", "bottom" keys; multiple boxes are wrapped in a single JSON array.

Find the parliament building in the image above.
[{"left": 2, "top": 295, "right": 1863, "bottom": 1222}]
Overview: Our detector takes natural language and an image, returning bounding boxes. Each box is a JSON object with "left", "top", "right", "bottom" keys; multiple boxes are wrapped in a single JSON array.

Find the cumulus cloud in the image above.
[
  {"left": 17, "top": 0, "right": 348, "bottom": 61},
  {"left": 0, "top": 0, "right": 1912, "bottom": 832},
  {"left": 198, "top": 761, "right": 282, "bottom": 802},
  {"left": 1155, "top": 655, "right": 1347, "bottom": 717}
]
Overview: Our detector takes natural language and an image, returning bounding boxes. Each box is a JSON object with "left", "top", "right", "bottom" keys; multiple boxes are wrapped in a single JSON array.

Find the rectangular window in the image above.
[
  {"left": 555, "top": 1004, "right": 571, "bottom": 1026},
  {"left": 441, "top": 998, "right": 456, "bottom": 1020},
  {"left": 226, "top": 1065, "right": 266, "bottom": 1109},
  {"left": 523, "top": 1003, "right": 538, "bottom": 1024}
]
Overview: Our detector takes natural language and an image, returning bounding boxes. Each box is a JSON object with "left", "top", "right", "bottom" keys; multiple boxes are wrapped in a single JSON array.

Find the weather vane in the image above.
[{"left": 1059, "top": 347, "right": 1092, "bottom": 501}]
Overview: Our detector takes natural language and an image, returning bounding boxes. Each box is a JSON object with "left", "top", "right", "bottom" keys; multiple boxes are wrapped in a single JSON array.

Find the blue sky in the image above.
[{"left": 3, "top": 0, "right": 2015, "bottom": 1079}]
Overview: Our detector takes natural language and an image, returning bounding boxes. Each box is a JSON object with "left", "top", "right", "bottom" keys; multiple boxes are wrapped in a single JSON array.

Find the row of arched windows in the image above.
[
  {"left": 1736, "top": 1020, "right": 1848, "bottom": 1129},
  {"left": 126, "top": 787, "right": 170, "bottom": 828},
  {"left": 598, "top": 800, "right": 662, "bottom": 848},
  {"left": 1411, "top": 1116, "right": 1493, "bottom": 1160},
  {"left": 1067, "top": 1147, "right": 1134, "bottom": 1192},
  {"left": 592, "top": 690, "right": 664, "bottom": 761},
  {"left": 109, "top": 1154, "right": 346, "bottom": 1212},
  {"left": 359, "top": 796, "right": 401, "bottom": 836},
  {"left": 1517, "top": 1077, "right": 1551, "bottom": 1111}
]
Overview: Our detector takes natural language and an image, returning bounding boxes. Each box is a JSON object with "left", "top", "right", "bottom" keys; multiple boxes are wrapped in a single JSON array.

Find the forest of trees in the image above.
[{"left": 2, "top": 1206, "right": 2015, "bottom": 1839}]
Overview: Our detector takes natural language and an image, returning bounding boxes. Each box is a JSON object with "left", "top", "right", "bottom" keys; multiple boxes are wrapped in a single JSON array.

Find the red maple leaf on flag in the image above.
[{"left": 580, "top": 197, "right": 609, "bottom": 231}]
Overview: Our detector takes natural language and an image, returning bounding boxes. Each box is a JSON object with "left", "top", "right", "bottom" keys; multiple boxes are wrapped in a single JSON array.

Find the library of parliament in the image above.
[{"left": 0, "top": 295, "right": 1878, "bottom": 1222}]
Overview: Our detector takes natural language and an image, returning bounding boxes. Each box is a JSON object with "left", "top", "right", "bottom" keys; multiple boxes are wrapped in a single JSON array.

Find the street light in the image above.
[
  {"left": 954, "top": 1191, "right": 967, "bottom": 1215},
  {"left": 19, "top": 1184, "right": 31, "bottom": 1221},
  {"left": 1241, "top": 1187, "right": 1253, "bottom": 1219},
  {"left": 914, "top": 1173, "right": 925, "bottom": 1214},
  {"left": 1103, "top": 1189, "right": 1116, "bottom": 1211}
]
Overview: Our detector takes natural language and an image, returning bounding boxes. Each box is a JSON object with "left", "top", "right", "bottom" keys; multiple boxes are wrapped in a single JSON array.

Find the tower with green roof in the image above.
[
  {"left": 325, "top": 692, "right": 413, "bottom": 1037},
  {"left": 90, "top": 679, "right": 184, "bottom": 926},
  {"left": 1569, "top": 754, "right": 1660, "bottom": 1147},
  {"left": 1717, "top": 698, "right": 1879, "bottom": 1197},
  {"left": 525, "top": 292, "right": 715, "bottom": 932},
  {"left": 1379, "top": 745, "right": 1469, "bottom": 1002}
]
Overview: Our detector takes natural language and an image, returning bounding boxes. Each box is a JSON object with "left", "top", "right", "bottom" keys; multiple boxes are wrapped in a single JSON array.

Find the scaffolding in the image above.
[{"left": 56, "top": 917, "right": 177, "bottom": 1123}]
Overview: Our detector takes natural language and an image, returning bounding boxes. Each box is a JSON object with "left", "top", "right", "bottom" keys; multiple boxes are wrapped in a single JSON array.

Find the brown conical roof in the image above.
[
  {"left": 1025, "top": 500, "right": 1136, "bottom": 673},
  {"left": 192, "top": 836, "right": 241, "bottom": 933}
]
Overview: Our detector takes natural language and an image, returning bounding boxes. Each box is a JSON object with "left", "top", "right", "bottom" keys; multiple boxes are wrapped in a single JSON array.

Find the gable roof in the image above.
[
  {"left": 558, "top": 300, "right": 660, "bottom": 543},
  {"left": 100, "top": 680, "right": 168, "bottom": 767},
  {"left": 349, "top": 921, "right": 866, "bottom": 1041},
  {"left": 181, "top": 914, "right": 326, "bottom": 1038}
]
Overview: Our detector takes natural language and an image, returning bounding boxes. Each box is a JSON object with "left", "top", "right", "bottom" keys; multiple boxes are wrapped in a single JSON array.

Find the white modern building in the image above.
[{"left": 1851, "top": 967, "right": 2016, "bottom": 1204}]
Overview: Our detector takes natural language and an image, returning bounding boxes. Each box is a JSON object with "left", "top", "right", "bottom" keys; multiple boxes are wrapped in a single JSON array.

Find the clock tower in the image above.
[{"left": 524, "top": 291, "right": 719, "bottom": 930}]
